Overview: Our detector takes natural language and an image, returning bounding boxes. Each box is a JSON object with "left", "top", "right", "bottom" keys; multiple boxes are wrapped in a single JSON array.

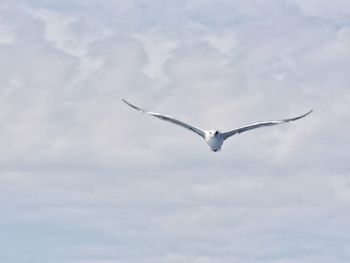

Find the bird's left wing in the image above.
[
  {"left": 222, "top": 110, "right": 313, "bottom": 140},
  {"left": 122, "top": 98, "right": 206, "bottom": 139}
]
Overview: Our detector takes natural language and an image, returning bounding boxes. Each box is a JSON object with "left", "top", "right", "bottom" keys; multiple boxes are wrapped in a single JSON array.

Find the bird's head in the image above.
[{"left": 208, "top": 130, "right": 220, "bottom": 137}]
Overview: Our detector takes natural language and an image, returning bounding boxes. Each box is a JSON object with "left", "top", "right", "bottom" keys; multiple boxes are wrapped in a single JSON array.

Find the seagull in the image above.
[{"left": 122, "top": 98, "right": 312, "bottom": 152}]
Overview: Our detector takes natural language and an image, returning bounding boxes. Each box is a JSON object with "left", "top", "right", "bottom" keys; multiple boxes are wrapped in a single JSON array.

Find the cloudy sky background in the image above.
[{"left": 0, "top": 0, "right": 350, "bottom": 262}]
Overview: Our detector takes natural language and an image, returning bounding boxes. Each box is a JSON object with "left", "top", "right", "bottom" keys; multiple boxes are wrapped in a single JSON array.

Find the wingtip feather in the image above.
[
  {"left": 121, "top": 98, "right": 147, "bottom": 113},
  {"left": 305, "top": 109, "right": 313, "bottom": 117}
]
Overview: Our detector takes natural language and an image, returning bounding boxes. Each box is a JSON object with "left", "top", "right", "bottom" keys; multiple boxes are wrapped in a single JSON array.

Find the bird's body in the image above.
[
  {"left": 205, "top": 130, "right": 224, "bottom": 152},
  {"left": 122, "top": 98, "right": 312, "bottom": 152}
]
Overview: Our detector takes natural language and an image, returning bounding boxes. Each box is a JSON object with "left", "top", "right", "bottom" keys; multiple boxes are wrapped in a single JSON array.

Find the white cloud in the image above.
[
  {"left": 0, "top": 0, "right": 350, "bottom": 262},
  {"left": 0, "top": 18, "right": 14, "bottom": 44}
]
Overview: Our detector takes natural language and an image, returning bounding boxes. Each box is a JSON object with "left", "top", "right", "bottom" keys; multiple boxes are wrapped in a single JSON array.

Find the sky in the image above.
[{"left": 0, "top": 0, "right": 350, "bottom": 262}]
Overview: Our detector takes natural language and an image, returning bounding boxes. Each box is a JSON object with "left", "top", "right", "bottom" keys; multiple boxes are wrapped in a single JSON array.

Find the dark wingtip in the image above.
[
  {"left": 305, "top": 109, "right": 313, "bottom": 116},
  {"left": 286, "top": 109, "right": 313, "bottom": 122},
  {"left": 121, "top": 98, "right": 147, "bottom": 113},
  {"left": 294, "top": 109, "right": 313, "bottom": 121},
  {"left": 121, "top": 98, "right": 134, "bottom": 107},
  {"left": 121, "top": 98, "right": 135, "bottom": 108}
]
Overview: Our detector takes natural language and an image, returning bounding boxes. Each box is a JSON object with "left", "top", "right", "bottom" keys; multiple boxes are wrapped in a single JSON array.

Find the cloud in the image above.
[{"left": 0, "top": 0, "right": 350, "bottom": 262}]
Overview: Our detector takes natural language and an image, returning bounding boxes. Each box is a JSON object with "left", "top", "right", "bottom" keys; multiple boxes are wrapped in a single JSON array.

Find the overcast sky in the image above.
[{"left": 0, "top": 0, "right": 350, "bottom": 262}]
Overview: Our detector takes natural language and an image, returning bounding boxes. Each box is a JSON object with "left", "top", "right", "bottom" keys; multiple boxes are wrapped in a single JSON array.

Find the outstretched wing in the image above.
[
  {"left": 222, "top": 110, "right": 313, "bottom": 140},
  {"left": 122, "top": 98, "right": 206, "bottom": 139}
]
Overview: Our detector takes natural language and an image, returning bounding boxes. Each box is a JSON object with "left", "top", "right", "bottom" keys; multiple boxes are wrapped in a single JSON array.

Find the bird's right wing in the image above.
[
  {"left": 122, "top": 98, "right": 206, "bottom": 139},
  {"left": 222, "top": 110, "right": 313, "bottom": 140}
]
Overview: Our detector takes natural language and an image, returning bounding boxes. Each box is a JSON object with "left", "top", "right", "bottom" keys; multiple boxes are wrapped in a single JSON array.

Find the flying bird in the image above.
[{"left": 122, "top": 98, "right": 312, "bottom": 152}]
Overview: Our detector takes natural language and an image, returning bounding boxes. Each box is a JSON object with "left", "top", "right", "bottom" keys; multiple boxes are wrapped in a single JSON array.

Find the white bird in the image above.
[{"left": 122, "top": 98, "right": 312, "bottom": 152}]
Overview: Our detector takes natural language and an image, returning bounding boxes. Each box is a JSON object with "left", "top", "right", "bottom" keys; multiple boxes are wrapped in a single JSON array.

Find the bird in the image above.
[{"left": 122, "top": 98, "right": 312, "bottom": 152}]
